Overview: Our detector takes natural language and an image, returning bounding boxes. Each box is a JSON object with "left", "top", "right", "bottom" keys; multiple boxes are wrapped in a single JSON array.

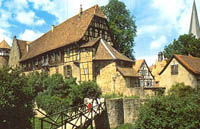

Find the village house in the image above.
[
  {"left": 0, "top": 40, "right": 10, "bottom": 68},
  {"left": 9, "top": 5, "right": 141, "bottom": 96},
  {"left": 134, "top": 59, "right": 154, "bottom": 87},
  {"left": 159, "top": 54, "right": 200, "bottom": 91}
]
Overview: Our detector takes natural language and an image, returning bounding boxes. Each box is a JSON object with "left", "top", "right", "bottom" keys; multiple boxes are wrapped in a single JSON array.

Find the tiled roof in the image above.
[
  {"left": 117, "top": 66, "right": 139, "bottom": 77},
  {"left": 20, "top": 5, "right": 105, "bottom": 62},
  {"left": 133, "top": 59, "right": 144, "bottom": 72},
  {"left": 94, "top": 39, "right": 134, "bottom": 62},
  {"left": 80, "top": 37, "right": 100, "bottom": 48},
  {"left": 160, "top": 54, "right": 200, "bottom": 75},
  {"left": 0, "top": 40, "right": 10, "bottom": 49},
  {"left": 16, "top": 39, "right": 29, "bottom": 58}
]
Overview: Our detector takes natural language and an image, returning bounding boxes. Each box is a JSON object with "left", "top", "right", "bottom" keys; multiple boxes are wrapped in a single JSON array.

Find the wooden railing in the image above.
[{"left": 34, "top": 102, "right": 105, "bottom": 129}]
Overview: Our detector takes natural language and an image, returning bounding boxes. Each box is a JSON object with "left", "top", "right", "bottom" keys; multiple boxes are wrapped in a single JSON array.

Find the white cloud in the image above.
[
  {"left": 19, "top": 29, "right": 43, "bottom": 41},
  {"left": 150, "top": 35, "right": 167, "bottom": 49},
  {"left": 151, "top": 0, "right": 199, "bottom": 35},
  {"left": 28, "top": 0, "right": 108, "bottom": 23},
  {"left": 35, "top": 19, "right": 45, "bottom": 25},
  {"left": 137, "top": 25, "right": 158, "bottom": 36},
  {"left": 16, "top": 11, "right": 45, "bottom": 26},
  {"left": 0, "top": 9, "right": 11, "bottom": 28},
  {"left": 0, "top": 28, "right": 12, "bottom": 46},
  {"left": 4, "top": 0, "right": 28, "bottom": 11},
  {"left": 137, "top": 55, "right": 157, "bottom": 66}
]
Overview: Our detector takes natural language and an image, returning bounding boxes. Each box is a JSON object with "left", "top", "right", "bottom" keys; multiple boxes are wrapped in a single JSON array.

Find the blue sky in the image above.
[{"left": 0, "top": 0, "right": 198, "bottom": 65}]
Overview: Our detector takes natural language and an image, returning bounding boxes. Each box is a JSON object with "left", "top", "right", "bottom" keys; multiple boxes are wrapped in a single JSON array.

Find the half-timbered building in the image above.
[{"left": 9, "top": 5, "right": 139, "bottom": 95}]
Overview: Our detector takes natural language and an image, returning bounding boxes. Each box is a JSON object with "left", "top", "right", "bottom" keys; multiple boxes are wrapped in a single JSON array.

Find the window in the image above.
[
  {"left": 130, "top": 77, "right": 139, "bottom": 87},
  {"left": 64, "top": 65, "right": 72, "bottom": 77},
  {"left": 66, "top": 48, "right": 70, "bottom": 57},
  {"left": 171, "top": 64, "right": 178, "bottom": 75},
  {"left": 84, "top": 68, "right": 88, "bottom": 75}
]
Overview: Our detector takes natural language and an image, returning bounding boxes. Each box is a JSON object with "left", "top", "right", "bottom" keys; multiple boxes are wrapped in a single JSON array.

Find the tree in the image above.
[
  {"left": 163, "top": 34, "right": 200, "bottom": 59},
  {"left": 101, "top": 0, "right": 137, "bottom": 59},
  {"left": 0, "top": 67, "right": 34, "bottom": 129}
]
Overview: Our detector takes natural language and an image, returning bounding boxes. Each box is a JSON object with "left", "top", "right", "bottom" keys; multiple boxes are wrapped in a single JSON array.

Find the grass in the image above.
[
  {"left": 115, "top": 123, "right": 135, "bottom": 129},
  {"left": 32, "top": 116, "right": 63, "bottom": 129}
]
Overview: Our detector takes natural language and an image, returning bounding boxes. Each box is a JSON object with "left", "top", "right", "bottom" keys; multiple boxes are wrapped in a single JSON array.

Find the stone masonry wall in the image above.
[{"left": 99, "top": 98, "right": 144, "bottom": 129}]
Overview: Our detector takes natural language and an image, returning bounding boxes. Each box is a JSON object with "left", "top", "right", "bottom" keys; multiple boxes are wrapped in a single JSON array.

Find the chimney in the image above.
[
  {"left": 52, "top": 25, "right": 55, "bottom": 32},
  {"left": 26, "top": 44, "right": 29, "bottom": 52},
  {"left": 79, "top": 4, "right": 83, "bottom": 16},
  {"left": 158, "top": 52, "right": 164, "bottom": 62}
]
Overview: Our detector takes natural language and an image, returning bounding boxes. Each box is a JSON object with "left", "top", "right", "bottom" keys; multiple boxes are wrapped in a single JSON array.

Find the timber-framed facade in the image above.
[{"left": 9, "top": 5, "right": 140, "bottom": 95}]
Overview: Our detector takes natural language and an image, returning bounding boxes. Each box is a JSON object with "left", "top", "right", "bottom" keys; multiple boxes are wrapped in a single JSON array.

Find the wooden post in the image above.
[{"left": 41, "top": 118, "right": 43, "bottom": 129}]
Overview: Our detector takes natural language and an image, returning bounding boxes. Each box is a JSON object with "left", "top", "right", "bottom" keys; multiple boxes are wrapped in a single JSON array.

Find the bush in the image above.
[
  {"left": 0, "top": 67, "right": 34, "bottom": 129},
  {"left": 168, "top": 82, "right": 194, "bottom": 97},
  {"left": 69, "top": 80, "right": 102, "bottom": 106},
  {"left": 134, "top": 92, "right": 200, "bottom": 129}
]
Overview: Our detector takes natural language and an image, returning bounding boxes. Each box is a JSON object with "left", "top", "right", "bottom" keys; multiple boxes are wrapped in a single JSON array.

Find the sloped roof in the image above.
[
  {"left": 117, "top": 67, "right": 139, "bottom": 77},
  {"left": 16, "top": 39, "right": 29, "bottom": 58},
  {"left": 160, "top": 54, "right": 200, "bottom": 75},
  {"left": 20, "top": 5, "right": 105, "bottom": 62},
  {"left": 80, "top": 37, "right": 100, "bottom": 48},
  {"left": 0, "top": 40, "right": 10, "bottom": 49},
  {"left": 133, "top": 59, "right": 145, "bottom": 72},
  {"left": 94, "top": 39, "right": 134, "bottom": 62}
]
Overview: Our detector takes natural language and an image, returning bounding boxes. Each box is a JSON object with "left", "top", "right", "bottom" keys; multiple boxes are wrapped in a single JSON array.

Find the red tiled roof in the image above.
[{"left": 20, "top": 5, "right": 105, "bottom": 62}]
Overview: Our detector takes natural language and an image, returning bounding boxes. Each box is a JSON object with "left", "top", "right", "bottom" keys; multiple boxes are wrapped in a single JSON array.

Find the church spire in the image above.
[{"left": 189, "top": 0, "right": 200, "bottom": 38}]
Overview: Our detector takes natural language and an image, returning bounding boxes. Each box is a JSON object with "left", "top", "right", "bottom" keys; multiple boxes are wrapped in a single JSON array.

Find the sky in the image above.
[{"left": 0, "top": 0, "right": 198, "bottom": 66}]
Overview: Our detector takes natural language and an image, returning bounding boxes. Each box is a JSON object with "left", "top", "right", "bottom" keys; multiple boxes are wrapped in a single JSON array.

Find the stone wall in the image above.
[
  {"left": 0, "top": 56, "right": 9, "bottom": 68},
  {"left": 96, "top": 98, "right": 144, "bottom": 129},
  {"left": 8, "top": 39, "right": 20, "bottom": 68}
]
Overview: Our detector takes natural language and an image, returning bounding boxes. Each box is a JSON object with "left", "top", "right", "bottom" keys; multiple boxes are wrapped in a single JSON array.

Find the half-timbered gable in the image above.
[{"left": 134, "top": 59, "right": 154, "bottom": 87}]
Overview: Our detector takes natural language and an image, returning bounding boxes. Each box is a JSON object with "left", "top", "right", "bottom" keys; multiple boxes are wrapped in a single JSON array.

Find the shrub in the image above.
[
  {"left": 168, "top": 82, "right": 194, "bottom": 97},
  {"left": 69, "top": 80, "right": 102, "bottom": 106},
  {"left": 0, "top": 67, "right": 34, "bottom": 129},
  {"left": 134, "top": 92, "right": 200, "bottom": 129}
]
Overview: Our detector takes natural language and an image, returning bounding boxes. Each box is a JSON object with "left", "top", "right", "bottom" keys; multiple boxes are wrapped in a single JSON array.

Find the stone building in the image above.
[
  {"left": 159, "top": 54, "right": 200, "bottom": 92},
  {"left": 134, "top": 59, "right": 154, "bottom": 87},
  {"left": 9, "top": 5, "right": 140, "bottom": 95},
  {"left": 9, "top": 37, "right": 29, "bottom": 68},
  {"left": 0, "top": 40, "right": 10, "bottom": 68}
]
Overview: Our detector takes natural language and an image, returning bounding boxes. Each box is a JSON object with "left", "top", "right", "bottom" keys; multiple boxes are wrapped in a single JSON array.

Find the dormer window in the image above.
[{"left": 171, "top": 64, "right": 178, "bottom": 75}]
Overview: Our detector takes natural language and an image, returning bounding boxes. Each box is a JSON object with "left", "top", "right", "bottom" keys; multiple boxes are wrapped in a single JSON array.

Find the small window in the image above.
[
  {"left": 66, "top": 48, "right": 70, "bottom": 57},
  {"left": 171, "top": 64, "right": 178, "bottom": 75},
  {"left": 84, "top": 69, "right": 88, "bottom": 75},
  {"left": 64, "top": 65, "right": 72, "bottom": 77}
]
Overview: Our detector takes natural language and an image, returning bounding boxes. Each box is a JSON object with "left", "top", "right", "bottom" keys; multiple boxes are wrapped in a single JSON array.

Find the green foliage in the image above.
[
  {"left": 36, "top": 93, "right": 71, "bottom": 114},
  {"left": 0, "top": 67, "right": 34, "bottom": 129},
  {"left": 26, "top": 71, "right": 48, "bottom": 97},
  {"left": 163, "top": 34, "right": 200, "bottom": 59},
  {"left": 35, "top": 74, "right": 101, "bottom": 114},
  {"left": 101, "top": 0, "right": 137, "bottom": 59},
  {"left": 168, "top": 82, "right": 194, "bottom": 97},
  {"left": 134, "top": 91, "right": 200, "bottom": 129},
  {"left": 69, "top": 81, "right": 101, "bottom": 106},
  {"left": 35, "top": 74, "right": 73, "bottom": 114}
]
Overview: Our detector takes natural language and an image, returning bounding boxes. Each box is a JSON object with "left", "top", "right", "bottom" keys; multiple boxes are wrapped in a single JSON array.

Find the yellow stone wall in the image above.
[{"left": 159, "top": 58, "right": 197, "bottom": 92}]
